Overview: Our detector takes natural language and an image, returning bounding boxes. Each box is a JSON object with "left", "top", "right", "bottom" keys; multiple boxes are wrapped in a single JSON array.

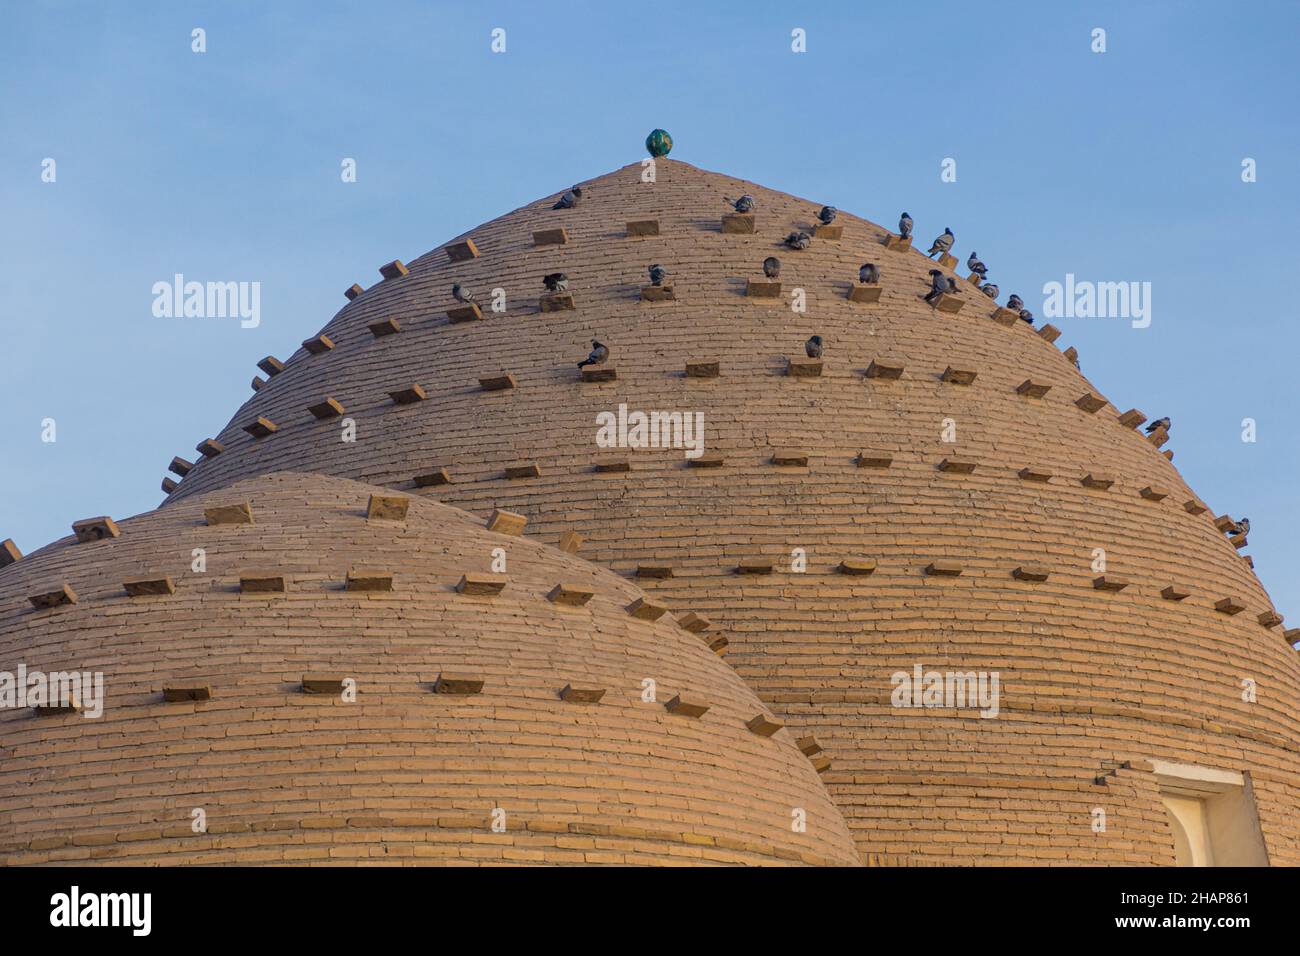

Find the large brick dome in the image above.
[
  {"left": 0, "top": 472, "right": 859, "bottom": 865},
  {"left": 7, "top": 158, "right": 1299, "bottom": 865}
]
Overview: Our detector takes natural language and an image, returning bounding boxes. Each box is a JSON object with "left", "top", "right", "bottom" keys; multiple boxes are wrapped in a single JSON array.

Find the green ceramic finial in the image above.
[{"left": 645, "top": 129, "right": 673, "bottom": 158}]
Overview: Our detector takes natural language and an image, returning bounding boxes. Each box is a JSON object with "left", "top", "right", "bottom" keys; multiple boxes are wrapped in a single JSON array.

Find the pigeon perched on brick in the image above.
[
  {"left": 577, "top": 340, "right": 608, "bottom": 368},
  {"left": 1007, "top": 294, "right": 1024, "bottom": 312},
  {"left": 726, "top": 195, "right": 755, "bottom": 213},
  {"left": 552, "top": 186, "right": 583, "bottom": 210},
  {"left": 817, "top": 206, "right": 837, "bottom": 225},
  {"left": 452, "top": 282, "right": 475, "bottom": 304},
  {"left": 967, "top": 252, "right": 988, "bottom": 278},
  {"left": 926, "top": 228, "right": 954, "bottom": 258},
  {"left": 981, "top": 283, "right": 999, "bottom": 299},
  {"left": 1018, "top": 309, "right": 1035, "bottom": 325},
  {"left": 1232, "top": 517, "right": 1251, "bottom": 536},
  {"left": 946, "top": 277, "right": 958, "bottom": 292},
  {"left": 924, "top": 269, "right": 947, "bottom": 304},
  {"left": 648, "top": 264, "right": 667, "bottom": 286},
  {"left": 763, "top": 256, "right": 781, "bottom": 279},
  {"left": 859, "top": 263, "right": 880, "bottom": 284},
  {"left": 1145, "top": 417, "right": 1171, "bottom": 434},
  {"left": 543, "top": 272, "right": 568, "bottom": 293},
  {"left": 784, "top": 231, "right": 812, "bottom": 250},
  {"left": 899, "top": 212, "right": 913, "bottom": 239},
  {"left": 805, "top": 335, "right": 823, "bottom": 359}
]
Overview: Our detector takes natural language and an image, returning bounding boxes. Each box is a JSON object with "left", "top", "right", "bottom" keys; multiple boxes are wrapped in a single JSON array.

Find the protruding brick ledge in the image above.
[
  {"left": 307, "top": 397, "right": 344, "bottom": 420},
  {"left": 1015, "top": 380, "right": 1051, "bottom": 399},
  {"left": 1117, "top": 409, "right": 1146, "bottom": 429},
  {"left": 559, "top": 684, "right": 605, "bottom": 703},
  {"left": 367, "top": 494, "right": 409, "bottom": 521},
  {"left": 303, "top": 334, "right": 334, "bottom": 355},
  {"left": 29, "top": 583, "right": 77, "bottom": 610},
  {"left": 747, "top": 714, "right": 784, "bottom": 737},
  {"left": 239, "top": 572, "right": 285, "bottom": 594},
  {"left": 205, "top": 500, "right": 253, "bottom": 525},
  {"left": 626, "top": 597, "right": 668, "bottom": 621},
  {"left": 346, "top": 569, "right": 393, "bottom": 592},
  {"left": 368, "top": 317, "right": 401, "bottom": 338},
  {"left": 838, "top": 558, "right": 877, "bottom": 575},
  {"left": 665, "top": 694, "right": 710, "bottom": 718},
  {"left": 72, "top": 516, "right": 119, "bottom": 543},
  {"left": 378, "top": 259, "right": 409, "bottom": 280},
  {"left": 434, "top": 673, "right": 484, "bottom": 695},
  {"left": 444, "top": 239, "right": 479, "bottom": 262},
  {"left": 532, "top": 228, "right": 568, "bottom": 246},
  {"left": 163, "top": 685, "right": 211, "bottom": 703},
  {"left": 1093, "top": 576, "right": 1130, "bottom": 592},
  {"left": 388, "top": 383, "right": 427, "bottom": 405},
  {"left": 1012, "top": 566, "right": 1050, "bottom": 582},
  {"left": 302, "top": 674, "right": 345, "bottom": 695},
  {"left": 722, "top": 212, "right": 755, "bottom": 234},
  {"left": 123, "top": 576, "right": 175, "bottom": 597},
  {"left": 457, "top": 573, "right": 506, "bottom": 596},
  {"left": 242, "top": 416, "right": 278, "bottom": 439},
  {"left": 486, "top": 509, "right": 527, "bottom": 535},
  {"left": 547, "top": 583, "right": 594, "bottom": 607},
  {"left": 865, "top": 358, "right": 904, "bottom": 380}
]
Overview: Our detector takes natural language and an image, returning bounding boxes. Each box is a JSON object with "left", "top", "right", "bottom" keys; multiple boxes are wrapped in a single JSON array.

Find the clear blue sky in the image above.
[{"left": 3, "top": 1, "right": 1297, "bottom": 615}]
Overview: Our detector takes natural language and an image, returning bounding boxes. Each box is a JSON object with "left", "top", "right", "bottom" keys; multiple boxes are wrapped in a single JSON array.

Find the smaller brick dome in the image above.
[{"left": 0, "top": 472, "right": 859, "bottom": 866}]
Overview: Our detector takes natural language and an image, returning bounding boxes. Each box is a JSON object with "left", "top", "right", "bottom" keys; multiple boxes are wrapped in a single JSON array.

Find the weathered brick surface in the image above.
[
  {"left": 10, "top": 160, "right": 1298, "bottom": 865},
  {"left": 0, "top": 473, "right": 859, "bottom": 866}
]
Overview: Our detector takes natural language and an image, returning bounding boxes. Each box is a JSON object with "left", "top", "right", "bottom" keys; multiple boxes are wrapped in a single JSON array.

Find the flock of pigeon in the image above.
[{"left": 444, "top": 182, "right": 1246, "bottom": 543}]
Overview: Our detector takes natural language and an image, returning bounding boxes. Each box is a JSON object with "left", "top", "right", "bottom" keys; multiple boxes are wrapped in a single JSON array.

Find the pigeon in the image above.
[
  {"left": 859, "top": 263, "right": 880, "bottom": 284},
  {"left": 726, "top": 195, "right": 755, "bottom": 213},
  {"left": 1006, "top": 294, "right": 1024, "bottom": 312},
  {"left": 946, "top": 277, "right": 959, "bottom": 292},
  {"left": 543, "top": 272, "right": 568, "bottom": 293},
  {"left": 1231, "top": 517, "right": 1251, "bottom": 536},
  {"left": 817, "top": 205, "right": 837, "bottom": 225},
  {"left": 763, "top": 256, "right": 781, "bottom": 279},
  {"left": 552, "top": 186, "right": 583, "bottom": 210},
  {"left": 924, "top": 269, "right": 947, "bottom": 304},
  {"left": 577, "top": 340, "right": 608, "bottom": 368},
  {"left": 967, "top": 252, "right": 988, "bottom": 278},
  {"left": 1018, "top": 309, "right": 1035, "bottom": 325},
  {"left": 926, "top": 228, "right": 954, "bottom": 258},
  {"left": 648, "top": 264, "right": 667, "bottom": 286},
  {"left": 784, "top": 231, "right": 812, "bottom": 250},
  {"left": 1145, "top": 417, "right": 1171, "bottom": 434},
  {"left": 805, "top": 335, "right": 824, "bottom": 359},
  {"left": 899, "top": 212, "right": 913, "bottom": 239},
  {"left": 981, "top": 283, "right": 999, "bottom": 299},
  {"left": 451, "top": 282, "right": 475, "bottom": 304}
]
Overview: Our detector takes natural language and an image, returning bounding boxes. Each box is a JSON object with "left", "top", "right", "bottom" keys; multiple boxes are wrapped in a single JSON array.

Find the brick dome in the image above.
[
  {"left": 13, "top": 158, "right": 1300, "bottom": 865},
  {"left": 0, "top": 472, "right": 859, "bottom": 865}
]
